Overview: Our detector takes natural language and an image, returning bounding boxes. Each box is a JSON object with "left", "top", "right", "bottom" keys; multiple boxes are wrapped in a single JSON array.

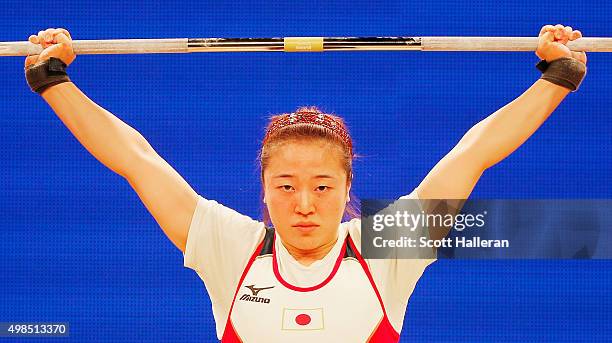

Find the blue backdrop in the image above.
[{"left": 1, "top": 1, "right": 611, "bottom": 342}]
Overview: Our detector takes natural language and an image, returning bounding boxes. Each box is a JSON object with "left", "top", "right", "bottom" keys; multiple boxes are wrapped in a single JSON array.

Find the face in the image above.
[{"left": 263, "top": 140, "right": 351, "bottom": 252}]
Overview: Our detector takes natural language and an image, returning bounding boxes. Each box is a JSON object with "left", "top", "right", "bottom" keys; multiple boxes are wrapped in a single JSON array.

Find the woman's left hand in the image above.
[{"left": 535, "top": 24, "right": 587, "bottom": 65}]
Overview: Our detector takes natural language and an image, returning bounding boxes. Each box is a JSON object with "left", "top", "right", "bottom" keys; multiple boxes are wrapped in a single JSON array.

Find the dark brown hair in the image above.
[{"left": 258, "top": 106, "right": 360, "bottom": 226}]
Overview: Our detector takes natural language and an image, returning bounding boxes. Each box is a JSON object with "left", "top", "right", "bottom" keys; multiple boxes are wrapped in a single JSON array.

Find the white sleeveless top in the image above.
[{"left": 222, "top": 227, "right": 397, "bottom": 342}]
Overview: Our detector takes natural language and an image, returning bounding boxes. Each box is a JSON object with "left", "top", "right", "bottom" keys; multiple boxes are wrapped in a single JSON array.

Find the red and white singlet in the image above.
[{"left": 222, "top": 227, "right": 399, "bottom": 342}]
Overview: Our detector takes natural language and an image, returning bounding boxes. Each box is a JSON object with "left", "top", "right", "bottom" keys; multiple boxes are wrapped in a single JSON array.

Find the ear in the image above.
[
  {"left": 261, "top": 174, "right": 267, "bottom": 204},
  {"left": 346, "top": 179, "right": 352, "bottom": 202}
]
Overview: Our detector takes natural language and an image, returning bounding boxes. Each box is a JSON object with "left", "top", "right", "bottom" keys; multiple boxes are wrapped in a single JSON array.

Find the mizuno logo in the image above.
[
  {"left": 245, "top": 284, "right": 274, "bottom": 296},
  {"left": 239, "top": 285, "right": 274, "bottom": 304}
]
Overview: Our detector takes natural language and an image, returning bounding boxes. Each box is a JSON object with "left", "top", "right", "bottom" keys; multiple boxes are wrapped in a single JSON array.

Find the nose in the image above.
[{"left": 294, "top": 190, "right": 315, "bottom": 216}]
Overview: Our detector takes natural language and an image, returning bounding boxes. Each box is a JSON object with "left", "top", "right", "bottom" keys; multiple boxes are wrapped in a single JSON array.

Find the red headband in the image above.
[{"left": 263, "top": 111, "right": 353, "bottom": 154}]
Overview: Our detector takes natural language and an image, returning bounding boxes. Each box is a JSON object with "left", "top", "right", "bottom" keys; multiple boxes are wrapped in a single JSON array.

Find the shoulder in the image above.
[{"left": 342, "top": 218, "right": 362, "bottom": 253}]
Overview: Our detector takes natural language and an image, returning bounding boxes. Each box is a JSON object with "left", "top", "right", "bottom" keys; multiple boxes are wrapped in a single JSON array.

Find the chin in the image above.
[{"left": 286, "top": 234, "right": 323, "bottom": 251}]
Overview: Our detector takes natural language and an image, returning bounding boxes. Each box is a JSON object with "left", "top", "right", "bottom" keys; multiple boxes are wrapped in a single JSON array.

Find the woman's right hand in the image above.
[{"left": 25, "top": 28, "right": 76, "bottom": 68}]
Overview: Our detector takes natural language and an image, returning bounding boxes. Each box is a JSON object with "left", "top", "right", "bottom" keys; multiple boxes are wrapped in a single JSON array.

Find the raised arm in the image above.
[
  {"left": 27, "top": 28, "right": 198, "bottom": 252},
  {"left": 416, "top": 24, "right": 587, "bottom": 200}
]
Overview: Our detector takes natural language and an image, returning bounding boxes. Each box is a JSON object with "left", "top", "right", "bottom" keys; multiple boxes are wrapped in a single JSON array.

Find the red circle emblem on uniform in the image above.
[{"left": 295, "top": 314, "right": 311, "bottom": 326}]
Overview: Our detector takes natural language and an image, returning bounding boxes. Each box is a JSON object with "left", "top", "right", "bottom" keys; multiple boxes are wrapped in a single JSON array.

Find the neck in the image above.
[{"left": 283, "top": 236, "right": 339, "bottom": 267}]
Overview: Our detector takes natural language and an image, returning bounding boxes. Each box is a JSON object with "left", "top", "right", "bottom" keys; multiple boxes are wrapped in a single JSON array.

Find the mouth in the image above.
[{"left": 292, "top": 223, "right": 320, "bottom": 233}]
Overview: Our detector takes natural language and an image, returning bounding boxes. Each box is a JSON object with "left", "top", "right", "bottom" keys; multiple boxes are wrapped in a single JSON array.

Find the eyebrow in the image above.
[{"left": 272, "top": 174, "right": 336, "bottom": 179}]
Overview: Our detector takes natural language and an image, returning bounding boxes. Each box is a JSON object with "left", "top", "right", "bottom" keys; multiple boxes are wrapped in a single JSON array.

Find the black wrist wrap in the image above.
[
  {"left": 25, "top": 57, "right": 71, "bottom": 94},
  {"left": 536, "top": 57, "right": 587, "bottom": 92}
]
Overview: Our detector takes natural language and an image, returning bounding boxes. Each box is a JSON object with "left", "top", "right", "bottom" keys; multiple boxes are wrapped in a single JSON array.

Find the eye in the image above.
[
  {"left": 279, "top": 185, "right": 294, "bottom": 192},
  {"left": 316, "top": 185, "right": 330, "bottom": 192}
]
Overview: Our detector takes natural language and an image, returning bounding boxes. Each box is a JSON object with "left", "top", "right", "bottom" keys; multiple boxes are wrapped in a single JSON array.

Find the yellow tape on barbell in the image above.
[{"left": 284, "top": 37, "right": 324, "bottom": 52}]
